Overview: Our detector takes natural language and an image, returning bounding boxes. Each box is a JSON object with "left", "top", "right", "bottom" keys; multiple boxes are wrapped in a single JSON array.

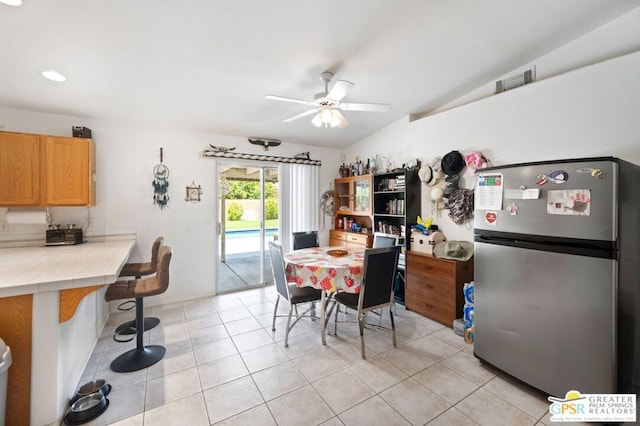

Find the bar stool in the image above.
[
  {"left": 106, "top": 245, "right": 172, "bottom": 372},
  {"left": 115, "top": 237, "right": 164, "bottom": 336}
]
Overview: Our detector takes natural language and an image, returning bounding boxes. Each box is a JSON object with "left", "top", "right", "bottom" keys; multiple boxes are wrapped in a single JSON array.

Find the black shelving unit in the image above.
[{"left": 373, "top": 170, "right": 421, "bottom": 247}]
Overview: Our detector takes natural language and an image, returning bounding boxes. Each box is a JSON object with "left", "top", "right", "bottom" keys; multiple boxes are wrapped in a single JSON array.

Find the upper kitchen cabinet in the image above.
[
  {"left": 334, "top": 174, "right": 372, "bottom": 216},
  {"left": 0, "top": 132, "right": 41, "bottom": 205},
  {"left": 0, "top": 131, "right": 95, "bottom": 207},
  {"left": 43, "top": 136, "right": 95, "bottom": 206}
]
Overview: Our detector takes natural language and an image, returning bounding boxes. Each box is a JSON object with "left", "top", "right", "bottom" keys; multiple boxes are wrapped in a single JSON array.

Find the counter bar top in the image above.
[{"left": 0, "top": 239, "right": 136, "bottom": 297}]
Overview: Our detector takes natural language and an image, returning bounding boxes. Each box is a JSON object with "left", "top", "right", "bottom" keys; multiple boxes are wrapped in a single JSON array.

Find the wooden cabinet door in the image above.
[
  {"left": 43, "top": 136, "right": 94, "bottom": 206},
  {"left": 0, "top": 132, "right": 41, "bottom": 205}
]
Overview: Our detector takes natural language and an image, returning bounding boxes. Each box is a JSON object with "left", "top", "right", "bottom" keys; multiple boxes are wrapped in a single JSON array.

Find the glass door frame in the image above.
[{"left": 216, "top": 159, "right": 278, "bottom": 293}]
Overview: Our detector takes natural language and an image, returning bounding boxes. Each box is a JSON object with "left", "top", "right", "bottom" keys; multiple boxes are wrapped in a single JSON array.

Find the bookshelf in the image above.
[{"left": 372, "top": 170, "right": 421, "bottom": 246}]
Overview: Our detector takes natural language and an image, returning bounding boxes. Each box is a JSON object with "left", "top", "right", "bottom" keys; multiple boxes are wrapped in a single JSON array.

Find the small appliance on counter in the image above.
[{"left": 46, "top": 224, "right": 83, "bottom": 246}]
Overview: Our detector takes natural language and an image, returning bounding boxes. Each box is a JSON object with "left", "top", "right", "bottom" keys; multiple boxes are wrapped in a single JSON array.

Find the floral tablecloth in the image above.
[{"left": 284, "top": 246, "right": 365, "bottom": 293}]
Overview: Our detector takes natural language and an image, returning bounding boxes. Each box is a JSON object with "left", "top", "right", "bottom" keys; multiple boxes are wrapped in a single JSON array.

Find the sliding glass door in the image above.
[{"left": 217, "top": 162, "right": 278, "bottom": 293}]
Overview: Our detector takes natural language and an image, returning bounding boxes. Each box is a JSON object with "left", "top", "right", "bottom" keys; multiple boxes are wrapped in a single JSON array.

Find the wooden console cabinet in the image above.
[{"left": 405, "top": 251, "right": 474, "bottom": 327}]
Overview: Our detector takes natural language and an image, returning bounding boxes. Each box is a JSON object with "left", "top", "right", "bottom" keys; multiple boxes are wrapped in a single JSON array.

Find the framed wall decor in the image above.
[{"left": 185, "top": 181, "right": 202, "bottom": 202}]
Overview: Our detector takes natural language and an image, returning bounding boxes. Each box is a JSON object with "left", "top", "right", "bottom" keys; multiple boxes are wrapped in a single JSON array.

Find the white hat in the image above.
[
  {"left": 418, "top": 165, "right": 438, "bottom": 187},
  {"left": 431, "top": 157, "right": 444, "bottom": 180},
  {"left": 434, "top": 241, "right": 474, "bottom": 261},
  {"left": 430, "top": 187, "right": 444, "bottom": 201}
]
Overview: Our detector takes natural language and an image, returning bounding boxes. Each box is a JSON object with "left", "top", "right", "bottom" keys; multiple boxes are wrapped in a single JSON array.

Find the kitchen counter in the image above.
[
  {"left": 0, "top": 237, "right": 135, "bottom": 426},
  {"left": 0, "top": 239, "right": 135, "bottom": 296}
]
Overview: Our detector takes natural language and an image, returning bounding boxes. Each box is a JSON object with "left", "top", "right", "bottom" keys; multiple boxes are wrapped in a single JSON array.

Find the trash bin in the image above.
[{"left": 0, "top": 338, "right": 11, "bottom": 426}]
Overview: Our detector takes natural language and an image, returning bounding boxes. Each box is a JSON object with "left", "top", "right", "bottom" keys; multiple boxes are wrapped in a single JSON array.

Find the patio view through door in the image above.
[{"left": 217, "top": 163, "right": 278, "bottom": 293}]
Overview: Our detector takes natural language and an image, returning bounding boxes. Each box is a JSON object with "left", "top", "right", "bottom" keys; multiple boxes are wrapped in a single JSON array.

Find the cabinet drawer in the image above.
[
  {"left": 405, "top": 291, "right": 455, "bottom": 326},
  {"left": 329, "top": 230, "right": 347, "bottom": 242},
  {"left": 329, "top": 237, "right": 346, "bottom": 247},
  {"left": 407, "top": 253, "right": 456, "bottom": 282},
  {"left": 406, "top": 273, "right": 454, "bottom": 301},
  {"left": 346, "top": 233, "right": 368, "bottom": 245}
]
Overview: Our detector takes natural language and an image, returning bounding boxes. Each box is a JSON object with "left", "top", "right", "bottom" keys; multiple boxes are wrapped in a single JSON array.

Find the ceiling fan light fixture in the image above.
[
  {"left": 267, "top": 71, "right": 389, "bottom": 128},
  {"left": 321, "top": 108, "right": 333, "bottom": 123},
  {"left": 311, "top": 113, "right": 323, "bottom": 128}
]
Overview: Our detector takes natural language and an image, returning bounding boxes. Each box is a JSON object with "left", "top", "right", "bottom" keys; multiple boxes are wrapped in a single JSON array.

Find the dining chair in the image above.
[
  {"left": 292, "top": 230, "right": 320, "bottom": 250},
  {"left": 268, "top": 241, "right": 323, "bottom": 347},
  {"left": 372, "top": 231, "right": 405, "bottom": 305},
  {"left": 333, "top": 245, "right": 401, "bottom": 359}
]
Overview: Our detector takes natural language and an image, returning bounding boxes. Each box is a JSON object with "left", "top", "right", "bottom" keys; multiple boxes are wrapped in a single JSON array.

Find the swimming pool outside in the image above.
[{"left": 223, "top": 228, "right": 278, "bottom": 254}]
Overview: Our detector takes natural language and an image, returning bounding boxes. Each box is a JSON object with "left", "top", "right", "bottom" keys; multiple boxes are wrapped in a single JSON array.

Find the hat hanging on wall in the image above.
[
  {"left": 464, "top": 151, "right": 491, "bottom": 176},
  {"left": 418, "top": 164, "right": 438, "bottom": 187},
  {"left": 433, "top": 241, "right": 474, "bottom": 261},
  {"left": 441, "top": 150, "right": 466, "bottom": 175},
  {"left": 431, "top": 157, "right": 444, "bottom": 180}
]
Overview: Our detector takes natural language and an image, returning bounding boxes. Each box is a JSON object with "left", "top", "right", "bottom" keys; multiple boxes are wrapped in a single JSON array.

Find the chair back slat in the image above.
[
  {"left": 292, "top": 231, "right": 319, "bottom": 250},
  {"left": 268, "top": 241, "right": 290, "bottom": 301},
  {"left": 360, "top": 246, "right": 400, "bottom": 309}
]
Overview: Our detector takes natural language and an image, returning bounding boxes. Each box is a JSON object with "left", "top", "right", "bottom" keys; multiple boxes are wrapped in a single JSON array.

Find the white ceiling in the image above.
[{"left": 0, "top": 1, "right": 638, "bottom": 148}]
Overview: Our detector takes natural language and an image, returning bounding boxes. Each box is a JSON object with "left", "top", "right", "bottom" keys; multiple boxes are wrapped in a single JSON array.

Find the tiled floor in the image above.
[{"left": 74, "top": 287, "right": 565, "bottom": 426}]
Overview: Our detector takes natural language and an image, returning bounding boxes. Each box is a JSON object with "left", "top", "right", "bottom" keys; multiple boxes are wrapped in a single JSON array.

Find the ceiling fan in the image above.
[{"left": 265, "top": 72, "right": 391, "bottom": 128}]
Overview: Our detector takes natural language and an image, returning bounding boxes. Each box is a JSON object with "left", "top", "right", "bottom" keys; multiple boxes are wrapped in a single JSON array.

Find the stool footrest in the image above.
[
  {"left": 113, "top": 327, "right": 136, "bottom": 343},
  {"left": 117, "top": 300, "right": 136, "bottom": 312},
  {"left": 115, "top": 317, "right": 160, "bottom": 335}
]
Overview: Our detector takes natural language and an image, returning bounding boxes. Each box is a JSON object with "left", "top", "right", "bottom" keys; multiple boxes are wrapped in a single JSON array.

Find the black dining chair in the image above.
[
  {"left": 333, "top": 245, "right": 401, "bottom": 359},
  {"left": 373, "top": 231, "right": 405, "bottom": 290},
  {"left": 268, "top": 241, "right": 322, "bottom": 347},
  {"left": 292, "top": 231, "right": 319, "bottom": 250}
]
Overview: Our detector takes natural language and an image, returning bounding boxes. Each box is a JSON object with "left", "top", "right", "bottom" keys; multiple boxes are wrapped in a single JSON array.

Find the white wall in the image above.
[
  {"left": 0, "top": 110, "right": 341, "bottom": 305},
  {"left": 344, "top": 10, "right": 640, "bottom": 243}
]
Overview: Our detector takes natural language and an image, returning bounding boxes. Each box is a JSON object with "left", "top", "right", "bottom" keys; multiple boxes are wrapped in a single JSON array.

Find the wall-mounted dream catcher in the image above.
[{"left": 152, "top": 148, "right": 170, "bottom": 209}]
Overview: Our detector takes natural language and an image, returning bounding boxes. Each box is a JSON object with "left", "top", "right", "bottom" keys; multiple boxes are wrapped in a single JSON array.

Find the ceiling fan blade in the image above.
[
  {"left": 332, "top": 110, "right": 349, "bottom": 128},
  {"left": 282, "top": 108, "right": 319, "bottom": 123},
  {"left": 339, "top": 102, "right": 391, "bottom": 112},
  {"left": 326, "top": 80, "right": 354, "bottom": 102},
  {"left": 265, "top": 95, "right": 315, "bottom": 106}
]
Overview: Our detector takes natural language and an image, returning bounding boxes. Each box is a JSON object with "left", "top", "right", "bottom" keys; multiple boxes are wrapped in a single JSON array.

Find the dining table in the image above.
[{"left": 283, "top": 246, "right": 366, "bottom": 344}]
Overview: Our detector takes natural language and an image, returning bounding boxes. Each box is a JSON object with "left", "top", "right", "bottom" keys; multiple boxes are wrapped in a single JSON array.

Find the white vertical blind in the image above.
[{"left": 279, "top": 164, "right": 319, "bottom": 252}]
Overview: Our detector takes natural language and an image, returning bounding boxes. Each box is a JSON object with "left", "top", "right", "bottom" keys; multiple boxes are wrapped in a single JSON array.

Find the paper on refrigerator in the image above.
[{"left": 475, "top": 173, "right": 503, "bottom": 211}]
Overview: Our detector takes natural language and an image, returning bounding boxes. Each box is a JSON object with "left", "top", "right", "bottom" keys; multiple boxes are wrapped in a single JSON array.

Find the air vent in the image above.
[{"left": 496, "top": 67, "right": 535, "bottom": 94}]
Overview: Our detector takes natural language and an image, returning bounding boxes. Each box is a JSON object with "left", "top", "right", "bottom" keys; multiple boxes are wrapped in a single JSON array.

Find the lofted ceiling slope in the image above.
[{"left": 0, "top": 0, "right": 638, "bottom": 148}]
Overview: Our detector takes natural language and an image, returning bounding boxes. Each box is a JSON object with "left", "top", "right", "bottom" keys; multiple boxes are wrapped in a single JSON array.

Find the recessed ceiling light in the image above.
[
  {"left": 0, "top": 0, "right": 23, "bottom": 6},
  {"left": 41, "top": 70, "right": 66, "bottom": 82}
]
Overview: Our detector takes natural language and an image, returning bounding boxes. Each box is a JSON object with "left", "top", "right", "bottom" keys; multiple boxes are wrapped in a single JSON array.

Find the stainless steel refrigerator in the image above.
[{"left": 473, "top": 157, "right": 640, "bottom": 397}]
